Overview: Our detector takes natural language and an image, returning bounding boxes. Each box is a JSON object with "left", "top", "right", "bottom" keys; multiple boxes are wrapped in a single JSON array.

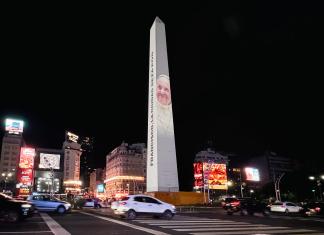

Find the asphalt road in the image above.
[{"left": 1, "top": 209, "right": 324, "bottom": 235}]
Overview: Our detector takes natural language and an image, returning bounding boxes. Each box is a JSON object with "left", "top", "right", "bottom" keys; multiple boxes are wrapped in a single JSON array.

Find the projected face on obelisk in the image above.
[{"left": 156, "top": 75, "right": 171, "bottom": 106}]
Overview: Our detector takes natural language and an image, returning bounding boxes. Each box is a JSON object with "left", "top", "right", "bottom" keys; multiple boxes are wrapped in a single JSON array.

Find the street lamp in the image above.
[
  {"left": 1, "top": 172, "right": 12, "bottom": 191},
  {"left": 308, "top": 175, "right": 323, "bottom": 201}
]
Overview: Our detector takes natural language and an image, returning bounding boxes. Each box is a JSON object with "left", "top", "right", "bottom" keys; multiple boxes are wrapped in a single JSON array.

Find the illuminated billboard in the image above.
[
  {"left": 245, "top": 167, "right": 260, "bottom": 181},
  {"left": 97, "top": 184, "right": 105, "bottom": 193},
  {"left": 193, "top": 162, "right": 203, "bottom": 188},
  {"left": 19, "top": 147, "right": 35, "bottom": 169},
  {"left": 66, "top": 131, "right": 79, "bottom": 143},
  {"left": 17, "top": 168, "right": 33, "bottom": 185},
  {"left": 5, "top": 119, "right": 24, "bottom": 134},
  {"left": 203, "top": 163, "right": 228, "bottom": 190},
  {"left": 39, "top": 153, "right": 60, "bottom": 169}
]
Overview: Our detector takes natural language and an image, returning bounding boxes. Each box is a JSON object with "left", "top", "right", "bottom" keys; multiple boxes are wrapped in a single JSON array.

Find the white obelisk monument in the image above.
[{"left": 147, "top": 17, "right": 179, "bottom": 192}]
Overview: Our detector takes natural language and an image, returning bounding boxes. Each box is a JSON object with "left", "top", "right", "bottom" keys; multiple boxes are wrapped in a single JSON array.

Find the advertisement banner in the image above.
[
  {"left": 203, "top": 163, "right": 228, "bottom": 190},
  {"left": 5, "top": 119, "right": 24, "bottom": 134},
  {"left": 17, "top": 168, "right": 33, "bottom": 185},
  {"left": 193, "top": 162, "right": 203, "bottom": 188},
  {"left": 19, "top": 147, "right": 35, "bottom": 169},
  {"left": 245, "top": 167, "right": 260, "bottom": 181},
  {"left": 39, "top": 153, "right": 61, "bottom": 169}
]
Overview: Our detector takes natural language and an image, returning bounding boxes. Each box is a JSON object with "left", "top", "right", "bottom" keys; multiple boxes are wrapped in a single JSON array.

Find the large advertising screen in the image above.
[
  {"left": 5, "top": 119, "right": 24, "bottom": 134},
  {"left": 17, "top": 168, "right": 33, "bottom": 185},
  {"left": 97, "top": 184, "right": 105, "bottom": 193},
  {"left": 66, "top": 131, "right": 79, "bottom": 143},
  {"left": 193, "top": 162, "right": 203, "bottom": 188},
  {"left": 245, "top": 167, "right": 260, "bottom": 181},
  {"left": 39, "top": 153, "right": 61, "bottom": 169},
  {"left": 19, "top": 147, "right": 35, "bottom": 169},
  {"left": 203, "top": 163, "right": 228, "bottom": 190}
]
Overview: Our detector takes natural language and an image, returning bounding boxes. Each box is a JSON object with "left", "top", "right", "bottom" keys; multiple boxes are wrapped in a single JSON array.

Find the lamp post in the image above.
[
  {"left": 274, "top": 173, "right": 285, "bottom": 202},
  {"left": 309, "top": 175, "right": 324, "bottom": 201},
  {"left": 1, "top": 172, "right": 12, "bottom": 191}
]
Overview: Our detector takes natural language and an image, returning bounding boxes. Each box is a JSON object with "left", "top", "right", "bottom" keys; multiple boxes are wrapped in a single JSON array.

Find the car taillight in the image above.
[
  {"left": 315, "top": 207, "right": 321, "bottom": 212},
  {"left": 231, "top": 201, "right": 240, "bottom": 206},
  {"left": 120, "top": 202, "right": 127, "bottom": 205}
]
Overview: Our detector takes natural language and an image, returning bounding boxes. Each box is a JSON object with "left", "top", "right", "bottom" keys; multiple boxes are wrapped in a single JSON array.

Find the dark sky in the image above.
[{"left": 1, "top": 2, "right": 323, "bottom": 190}]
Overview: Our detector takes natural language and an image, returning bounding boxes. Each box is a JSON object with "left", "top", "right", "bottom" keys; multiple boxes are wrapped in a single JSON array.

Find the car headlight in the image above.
[
  {"left": 172, "top": 205, "right": 176, "bottom": 209},
  {"left": 22, "top": 204, "right": 31, "bottom": 208},
  {"left": 66, "top": 203, "right": 71, "bottom": 207}
]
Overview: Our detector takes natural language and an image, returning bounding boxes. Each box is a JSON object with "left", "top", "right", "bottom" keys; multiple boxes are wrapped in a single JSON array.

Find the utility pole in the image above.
[{"left": 274, "top": 173, "right": 285, "bottom": 201}]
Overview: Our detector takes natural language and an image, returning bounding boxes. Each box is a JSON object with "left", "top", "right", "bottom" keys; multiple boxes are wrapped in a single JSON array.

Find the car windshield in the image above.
[{"left": 0, "top": 193, "right": 13, "bottom": 200}]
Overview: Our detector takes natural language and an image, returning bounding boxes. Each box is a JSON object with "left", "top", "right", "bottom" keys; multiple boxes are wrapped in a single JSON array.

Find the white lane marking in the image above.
[
  {"left": 136, "top": 220, "right": 236, "bottom": 224},
  {"left": 79, "top": 212, "right": 171, "bottom": 235},
  {"left": 146, "top": 222, "right": 249, "bottom": 226},
  {"left": 135, "top": 219, "right": 223, "bottom": 222},
  {"left": 189, "top": 229, "right": 317, "bottom": 235},
  {"left": 175, "top": 226, "right": 288, "bottom": 231},
  {"left": 161, "top": 224, "right": 269, "bottom": 229},
  {"left": 0, "top": 232, "right": 52, "bottom": 234},
  {"left": 40, "top": 213, "right": 70, "bottom": 235}
]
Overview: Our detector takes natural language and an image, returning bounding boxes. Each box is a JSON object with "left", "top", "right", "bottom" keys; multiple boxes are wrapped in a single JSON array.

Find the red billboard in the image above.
[
  {"left": 203, "top": 163, "right": 228, "bottom": 190},
  {"left": 17, "top": 168, "right": 33, "bottom": 185},
  {"left": 19, "top": 147, "right": 35, "bottom": 169},
  {"left": 193, "top": 162, "right": 203, "bottom": 188}
]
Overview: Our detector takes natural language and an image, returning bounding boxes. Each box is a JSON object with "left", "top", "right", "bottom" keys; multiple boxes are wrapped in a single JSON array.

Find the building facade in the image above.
[
  {"left": 62, "top": 140, "right": 82, "bottom": 193},
  {"left": 105, "top": 142, "right": 146, "bottom": 198},
  {"left": 89, "top": 168, "right": 105, "bottom": 196},
  {"left": 33, "top": 148, "right": 64, "bottom": 193},
  {"left": 0, "top": 133, "right": 24, "bottom": 192},
  {"left": 194, "top": 148, "right": 229, "bottom": 165}
]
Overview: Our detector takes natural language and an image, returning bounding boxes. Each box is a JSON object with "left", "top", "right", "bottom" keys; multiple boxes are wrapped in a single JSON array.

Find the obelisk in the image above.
[{"left": 147, "top": 17, "right": 179, "bottom": 192}]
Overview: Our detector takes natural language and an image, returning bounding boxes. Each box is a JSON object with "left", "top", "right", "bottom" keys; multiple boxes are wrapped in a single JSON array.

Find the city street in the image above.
[{"left": 1, "top": 209, "right": 324, "bottom": 235}]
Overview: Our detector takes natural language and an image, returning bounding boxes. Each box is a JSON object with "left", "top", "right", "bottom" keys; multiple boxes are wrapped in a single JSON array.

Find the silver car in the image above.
[{"left": 27, "top": 194, "right": 71, "bottom": 214}]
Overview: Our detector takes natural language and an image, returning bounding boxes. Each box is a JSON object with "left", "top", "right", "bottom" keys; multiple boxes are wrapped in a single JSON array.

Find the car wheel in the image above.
[
  {"left": 126, "top": 210, "right": 136, "bottom": 220},
  {"left": 163, "top": 210, "right": 174, "bottom": 220},
  {"left": 57, "top": 206, "right": 66, "bottom": 214}
]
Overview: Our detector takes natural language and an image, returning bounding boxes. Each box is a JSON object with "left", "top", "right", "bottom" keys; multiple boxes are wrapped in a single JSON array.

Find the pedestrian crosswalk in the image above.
[{"left": 134, "top": 216, "right": 321, "bottom": 234}]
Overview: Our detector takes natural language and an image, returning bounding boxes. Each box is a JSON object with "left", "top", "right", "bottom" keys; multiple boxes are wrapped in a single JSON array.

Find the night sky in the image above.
[{"left": 1, "top": 2, "right": 323, "bottom": 190}]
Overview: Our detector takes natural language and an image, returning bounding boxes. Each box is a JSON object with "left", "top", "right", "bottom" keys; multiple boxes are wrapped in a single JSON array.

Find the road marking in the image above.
[
  {"left": 40, "top": 213, "right": 70, "bottom": 235},
  {"left": 189, "top": 229, "right": 317, "bottom": 235},
  {"left": 147, "top": 222, "right": 249, "bottom": 226},
  {"left": 161, "top": 224, "right": 269, "bottom": 228},
  {"left": 0, "top": 232, "right": 52, "bottom": 234},
  {"left": 136, "top": 220, "right": 236, "bottom": 223},
  {"left": 80, "top": 212, "right": 171, "bottom": 235},
  {"left": 175, "top": 226, "right": 288, "bottom": 231}
]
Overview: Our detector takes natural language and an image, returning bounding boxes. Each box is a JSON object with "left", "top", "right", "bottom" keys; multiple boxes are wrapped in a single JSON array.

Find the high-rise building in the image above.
[
  {"left": 62, "top": 135, "right": 82, "bottom": 194},
  {"left": 247, "top": 151, "right": 296, "bottom": 184},
  {"left": 89, "top": 168, "right": 105, "bottom": 195},
  {"left": 1, "top": 119, "right": 25, "bottom": 193},
  {"left": 105, "top": 142, "right": 146, "bottom": 198},
  {"left": 33, "top": 148, "right": 64, "bottom": 193},
  {"left": 79, "top": 136, "right": 94, "bottom": 189}
]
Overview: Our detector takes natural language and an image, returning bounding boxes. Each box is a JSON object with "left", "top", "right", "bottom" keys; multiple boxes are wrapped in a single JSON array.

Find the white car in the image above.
[
  {"left": 83, "top": 198, "right": 109, "bottom": 208},
  {"left": 270, "top": 201, "right": 303, "bottom": 214},
  {"left": 112, "top": 194, "right": 176, "bottom": 220}
]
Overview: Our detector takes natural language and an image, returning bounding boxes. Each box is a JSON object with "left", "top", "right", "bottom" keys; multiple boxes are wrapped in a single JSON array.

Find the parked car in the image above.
[
  {"left": 83, "top": 198, "right": 108, "bottom": 208},
  {"left": 302, "top": 202, "right": 324, "bottom": 216},
  {"left": 0, "top": 193, "right": 35, "bottom": 222},
  {"left": 270, "top": 201, "right": 303, "bottom": 214},
  {"left": 112, "top": 194, "right": 176, "bottom": 220},
  {"left": 27, "top": 194, "right": 71, "bottom": 214}
]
